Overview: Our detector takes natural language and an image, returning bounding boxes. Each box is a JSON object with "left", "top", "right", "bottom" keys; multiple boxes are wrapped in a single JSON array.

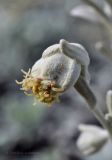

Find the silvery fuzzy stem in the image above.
[
  {"left": 106, "top": 90, "right": 112, "bottom": 114},
  {"left": 105, "top": 91, "right": 112, "bottom": 127},
  {"left": 75, "top": 76, "right": 96, "bottom": 108},
  {"left": 75, "top": 76, "right": 112, "bottom": 138}
]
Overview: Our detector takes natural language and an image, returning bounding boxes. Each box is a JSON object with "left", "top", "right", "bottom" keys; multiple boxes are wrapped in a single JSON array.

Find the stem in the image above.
[
  {"left": 74, "top": 76, "right": 112, "bottom": 137},
  {"left": 82, "top": 0, "right": 110, "bottom": 21},
  {"left": 106, "top": 90, "right": 112, "bottom": 114},
  {"left": 82, "top": 0, "right": 112, "bottom": 39},
  {"left": 92, "top": 107, "right": 112, "bottom": 136}
]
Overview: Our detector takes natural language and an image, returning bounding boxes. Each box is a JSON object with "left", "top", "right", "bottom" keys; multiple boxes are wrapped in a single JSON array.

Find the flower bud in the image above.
[{"left": 77, "top": 124, "right": 109, "bottom": 155}]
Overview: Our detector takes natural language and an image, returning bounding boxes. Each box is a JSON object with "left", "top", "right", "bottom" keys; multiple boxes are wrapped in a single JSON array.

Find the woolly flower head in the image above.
[{"left": 16, "top": 39, "right": 90, "bottom": 105}]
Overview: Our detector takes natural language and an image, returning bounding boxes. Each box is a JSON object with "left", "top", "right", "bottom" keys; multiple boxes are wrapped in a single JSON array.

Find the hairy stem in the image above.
[
  {"left": 82, "top": 0, "right": 110, "bottom": 20},
  {"left": 82, "top": 0, "right": 112, "bottom": 36},
  {"left": 74, "top": 76, "right": 112, "bottom": 137}
]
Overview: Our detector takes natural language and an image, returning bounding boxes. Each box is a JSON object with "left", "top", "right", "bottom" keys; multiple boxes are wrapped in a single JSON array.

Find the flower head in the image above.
[{"left": 16, "top": 39, "right": 90, "bottom": 105}]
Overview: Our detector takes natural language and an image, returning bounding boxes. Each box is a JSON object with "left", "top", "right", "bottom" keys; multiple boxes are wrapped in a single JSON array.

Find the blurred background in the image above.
[{"left": 0, "top": 0, "right": 112, "bottom": 159}]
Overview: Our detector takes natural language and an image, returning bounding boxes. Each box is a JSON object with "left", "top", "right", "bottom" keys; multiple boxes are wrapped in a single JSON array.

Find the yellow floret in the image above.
[{"left": 16, "top": 69, "right": 63, "bottom": 105}]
